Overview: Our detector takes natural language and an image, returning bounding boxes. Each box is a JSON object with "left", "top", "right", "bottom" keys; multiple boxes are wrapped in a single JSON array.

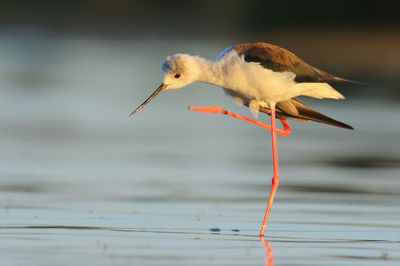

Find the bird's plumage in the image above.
[
  {"left": 131, "top": 42, "right": 356, "bottom": 130},
  {"left": 224, "top": 42, "right": 354, "bottom": 129}
]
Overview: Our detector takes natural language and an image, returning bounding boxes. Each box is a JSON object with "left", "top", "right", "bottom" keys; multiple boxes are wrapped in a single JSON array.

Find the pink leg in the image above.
[
  {"left": 188, "top": 105, "right": 287, "bottom": 236},
  {"left": 188, "top": 106, "right": 291, "bottom": 137},
  {"left": 260, "top": 106, "right": 279, "bottom": 236}
]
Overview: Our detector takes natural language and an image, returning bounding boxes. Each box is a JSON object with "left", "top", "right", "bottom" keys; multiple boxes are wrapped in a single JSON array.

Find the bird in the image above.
[{"left": 129, "top": 42, "right": 356, "bottom": 236}]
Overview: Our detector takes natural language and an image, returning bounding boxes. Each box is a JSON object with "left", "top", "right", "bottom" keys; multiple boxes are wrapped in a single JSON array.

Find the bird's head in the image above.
[
  {"left": 162, "top": 54, "right": 200, "bottom": 89},
  {"left": 130, "top": 54, "right": 200, "bottom": 117}
]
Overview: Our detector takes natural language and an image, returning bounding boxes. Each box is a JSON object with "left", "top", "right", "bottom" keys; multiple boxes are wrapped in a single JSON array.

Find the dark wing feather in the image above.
[
  {"left": 235, "top": 42, "right": 359, "bottom": 84},
  {"left": 259, "top": 98, "right": 353, "bottom": 130},
  {"left": 224, "top": 87, "right": 353, "bottom": 129}
]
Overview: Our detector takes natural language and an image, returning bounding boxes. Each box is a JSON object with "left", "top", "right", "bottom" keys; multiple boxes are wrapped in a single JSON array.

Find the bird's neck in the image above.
[{"left": 191, "top": 56, "right": 225, "bottom": 87}]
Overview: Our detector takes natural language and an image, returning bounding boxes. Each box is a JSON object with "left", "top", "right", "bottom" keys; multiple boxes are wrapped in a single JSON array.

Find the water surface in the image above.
[{"left": 0, "top": 32, "right": 399, "bottom": 265}]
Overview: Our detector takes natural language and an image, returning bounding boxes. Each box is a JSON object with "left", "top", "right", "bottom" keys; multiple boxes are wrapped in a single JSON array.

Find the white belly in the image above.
[{"left": 221, "top": 53, "right": 298, "bottom": 105}]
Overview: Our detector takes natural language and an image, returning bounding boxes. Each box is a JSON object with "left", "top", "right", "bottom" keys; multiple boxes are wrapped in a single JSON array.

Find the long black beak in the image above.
[{"left": 129, "top": 83, "right": 167, "bottom": 117}]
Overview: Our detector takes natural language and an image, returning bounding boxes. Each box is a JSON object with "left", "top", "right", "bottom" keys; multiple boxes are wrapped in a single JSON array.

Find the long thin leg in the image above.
[
  {"left": 189, "top": 106, "right": 291, "bottom": 137},
  {"left": 260, "top": 105, "right": 279, "bottom": 236},
  {"left": 189, "top": 105, "right": 286, "bottom": 237}
]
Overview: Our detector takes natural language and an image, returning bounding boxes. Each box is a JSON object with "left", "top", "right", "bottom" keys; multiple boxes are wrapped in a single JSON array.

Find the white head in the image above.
[
  {"left": 130, "top": 54, "right": 201, "bottom": 117},
  {"left": 162, "top": 54, "right": 201, "bottom": 90}
]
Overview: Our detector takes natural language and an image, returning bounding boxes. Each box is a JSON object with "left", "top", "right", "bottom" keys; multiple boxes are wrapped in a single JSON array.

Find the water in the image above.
[{"left": 0, "top": 31, "right": 399, "bottom": 265}]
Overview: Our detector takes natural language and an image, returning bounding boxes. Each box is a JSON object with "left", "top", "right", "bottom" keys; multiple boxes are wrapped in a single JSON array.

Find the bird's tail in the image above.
[{"left": 294, "top": 82, "right": 345, "bottom": 100}]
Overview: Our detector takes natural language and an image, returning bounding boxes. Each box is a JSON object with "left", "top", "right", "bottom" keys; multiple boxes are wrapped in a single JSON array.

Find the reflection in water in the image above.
[{"left": 260, "top": 235, "right": 274, "bottom": 266}]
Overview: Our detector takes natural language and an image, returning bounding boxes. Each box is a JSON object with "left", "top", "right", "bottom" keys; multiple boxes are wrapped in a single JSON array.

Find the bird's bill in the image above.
[{"left": 129, "top": 83, "right": 167, "bottom": 117}]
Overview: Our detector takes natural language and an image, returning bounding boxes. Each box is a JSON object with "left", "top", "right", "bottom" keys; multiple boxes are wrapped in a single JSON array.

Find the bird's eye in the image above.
[{"left": 174, "top": 73, "right": 181, "bottom": 79}]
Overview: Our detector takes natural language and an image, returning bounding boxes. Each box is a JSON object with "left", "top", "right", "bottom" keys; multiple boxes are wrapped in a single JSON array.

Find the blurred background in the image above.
[
  {"left": 0, "top": 1, "right": 399, "bottom": 265},
  {"left": 1, "top": 0, "right": 400, "bottom": 97}
]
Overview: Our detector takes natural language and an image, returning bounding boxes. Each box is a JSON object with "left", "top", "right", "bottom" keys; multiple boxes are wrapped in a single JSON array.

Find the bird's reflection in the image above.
[{"left": 260, "top": 235, "right": 274, "bottom": 266}]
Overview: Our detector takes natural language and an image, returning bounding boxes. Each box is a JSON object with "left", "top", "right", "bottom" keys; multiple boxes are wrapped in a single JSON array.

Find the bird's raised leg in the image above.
[
  {"left": 188, "top": 106, "right": 291, "bottom": 137},
  {"left": 260, "top": 105, "right": 279, "bottom": 236}
]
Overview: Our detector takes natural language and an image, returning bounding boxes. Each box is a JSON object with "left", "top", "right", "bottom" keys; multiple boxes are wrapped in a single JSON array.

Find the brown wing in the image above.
[
  {"left": 235, "top": 42, "right": 358, "bottom": 84},
  {"left": 259, "top": 98, "right": 353, "bottom": 130}
]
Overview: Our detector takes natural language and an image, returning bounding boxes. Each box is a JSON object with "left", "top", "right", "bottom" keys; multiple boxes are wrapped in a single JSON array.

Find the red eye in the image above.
[{"left": 174, "top": 73, "right": 181, "bottom": 79}]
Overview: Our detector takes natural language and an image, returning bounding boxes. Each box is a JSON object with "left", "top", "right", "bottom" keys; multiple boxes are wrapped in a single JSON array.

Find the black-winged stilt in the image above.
[{"left": 129, "top": 42, "right": 355, "bottom": 236}]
